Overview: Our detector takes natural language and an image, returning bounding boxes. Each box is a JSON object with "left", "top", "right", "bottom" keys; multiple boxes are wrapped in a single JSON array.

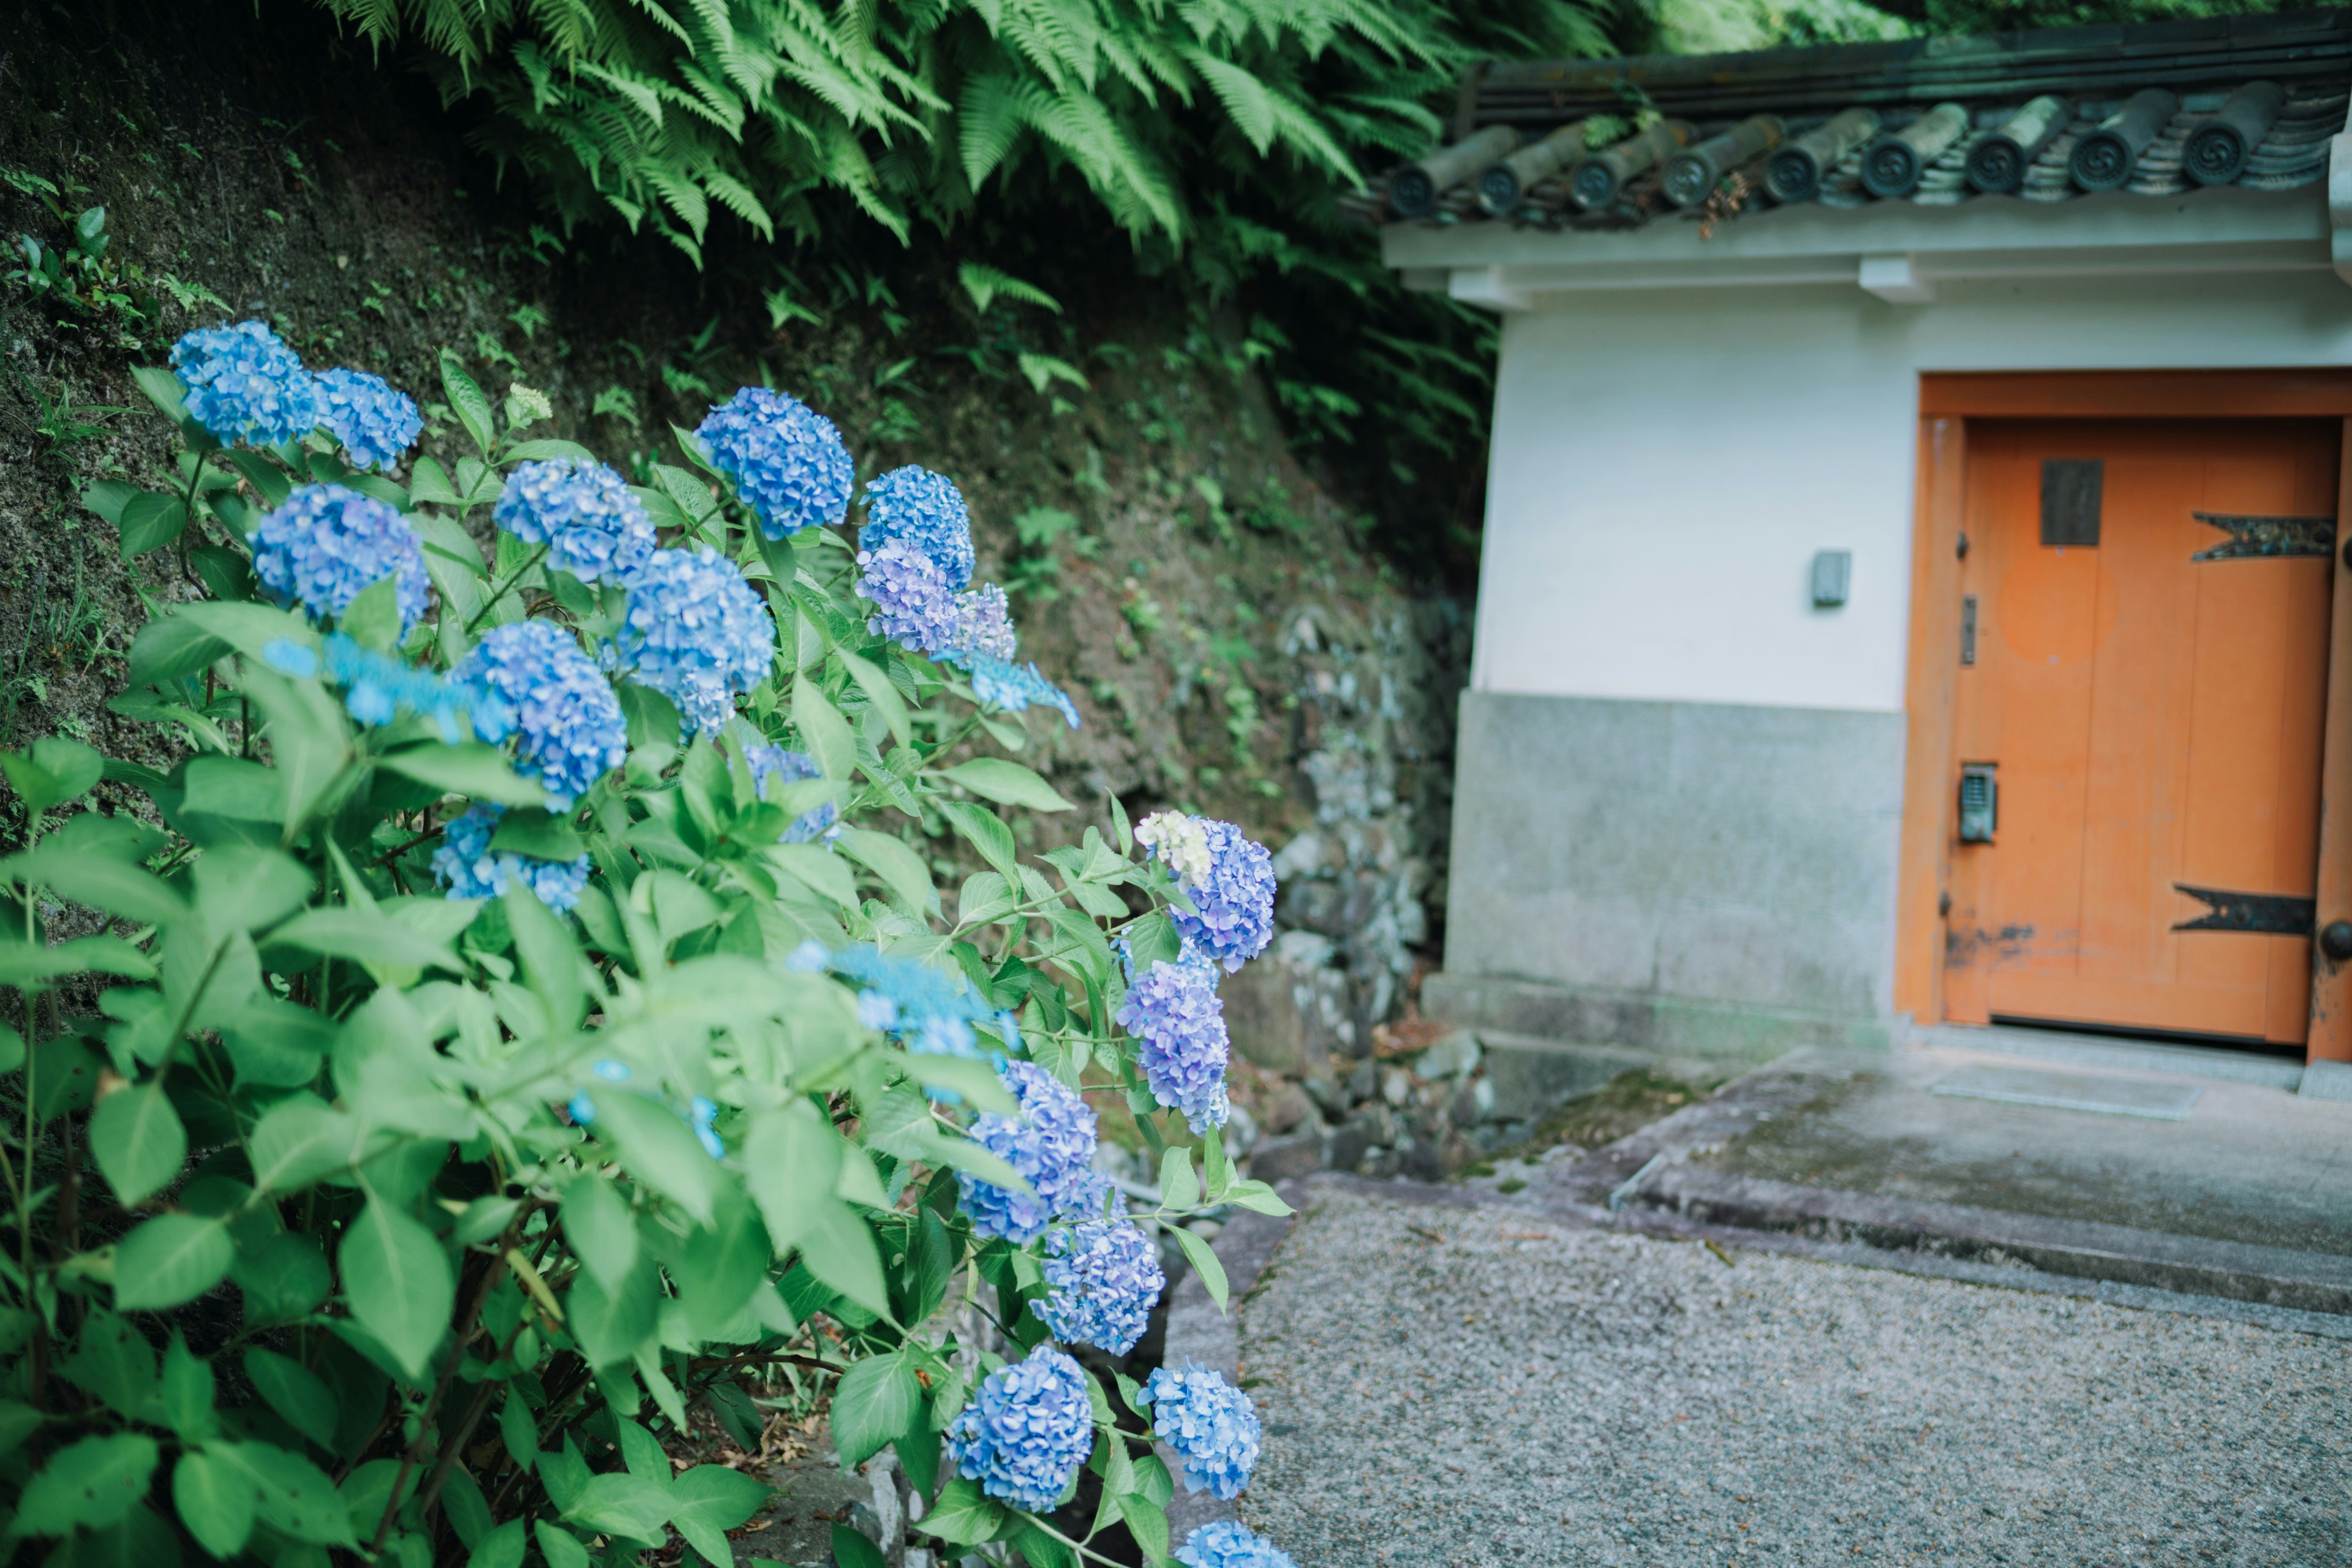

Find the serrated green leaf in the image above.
[
  {"left": 173, "top": 1449, "right": 254, "bottom": 1558},
  {"left": 244, "top": 1348, "right": 337, "bottom": 1449},
  {"left": 339, "top": 1199, "right": 453, "bottom": 1379},
  {"left": 15, "top": 1434, "right": 159, "bottom": 1536},
  {"left": 830, "top": 1352, "right": 922, "bottom": 1468},
  {"left": 113, "top": 1213, "right": 234, "bottom": 1311},
  {"left": 584, "top": 1090, "right": 717, "bottom": 1225},
  {"left": 941, "top": 757, "right": 1074, "bottom": 812},
  {"left": 839, "top": 828, "right": 937, "bottom": 917},
  {"left": 89, "top": 1079, "right": 187, "bottom": 1206}
]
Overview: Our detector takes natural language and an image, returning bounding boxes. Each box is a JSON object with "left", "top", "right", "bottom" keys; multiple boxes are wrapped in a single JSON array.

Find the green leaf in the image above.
[
  {"left": 265, "top": 907, "right": 463, "bottom": 974},
  {"left": 229, "top": 1231, "right": 332, "bottom": 1324},
  {"left": 339, "top": 574, "right": 404, "bottom": 652},
  {"left": 113, "top": 1213, "right": 234, "bottom": 1311},
  {"left": 0, "top": 1400, "right": 40, "bottom": 1457},
  {"left": 14, "top": 846, "right": 187, "bottom": 925},
  {"left": 1168, "top": 1223, "right": 1229, "bottom": 1311},
  {"left": 505, "top": 883, "right": 586, "bottom": 1028},
  {"left": 1, "top": 735, "right": 103, "bottom": 817},
  {"left": 586, "top": 1091, "right": 718, "bottom": 1225},
  {"left": 561, "top": 1174, "right": 639, "bottom": 1293},
  {"left": 830, "top": 1352, "right": 922, "bottom": 1468},
  {"left": 118, "top": 492, "right": 189, "bottom": 557},
  {"left": 1158, "top": 1146, "right": 1199, "bottom": 1213},
  {"left": 15, "top": 1434, "right": 159, "bottom": 1536},
  {"left": 244, "top": 1348, "right": 338, "bottom": 1449},
  {"left": 1223, "top": 1180, "right": 1295, "bottom": 1217},
  {"left": 498, "top": 1395, "right": 538, "bottom": 1473},
  {"left": 535, "top": 1521, "right": 590, "bottom": 1568},
  {"left": 488, "top": 808, "right": 586, "bottom": 862},
  {"left": 797, "top": 1199, "right": 891, "bottom": 1320},
  {"left": 917, "top": 1477, "right": 1007, "bottom": 1546},
  {"left": 754, "top": 527, "right": 796, "bottom": 596},
  {"left": 207, "top": 1441, "right": 355, "bottom": 1546},
  {"left": 248, "top": 1094, "right": 369, "bottom": 1192},
  {"left": 191, "top": 845, "right": 314, "bottom": 932},
  {"left": 565, "top": 1263, "right": 658, "bottom": 1370},
  {"left": 562, "top": 1471, "right": 673, "bottom": 1539},
  {"left": 173, "top": 1449, "right": 254, "bottom": 1559},
  {"left": 830, "top": 1523, "right": 888, "bottom": 1568},
  {"left": 58, "top": 1309, "right": 157, "bottom": 1420},
  {"left": 158, "top": 1337, "right": 215, "bottom": 1443},
  {"left": 222, "top": 449, "right": 292, "bottom": 507},
  {"left": 839, "top": 829, "right": 938, "bottom": 917},
  {"left": 502, "top": 439, "right": 598, "bottom": 466},
  {"left": 338, "top": 1198, "right": 453, "bottom": 1379},
  {"left": 130, "top": 366, "right": 189, "bottom": 424},
  {"left": 943, "top": 757, "right": 1074, "bottom": 812},
  {"left": 937, "top": 800, "right": 1019, "bottom": 883},
  {"left": 90, "top": 1079, "right": 187, "bottom": 1206},
  {"left": 834, "top": 647, "right": 910, "bottom": 749},
  {"left": 467, "top": 1517, "right": 527, "bottom": 1568},
  {"left": 791, "top": 677, "right": 856, "bottom": 782},
  {"left": 669, "top": 1464, "right": 768, "bottom": 1567},
  {"left": 442, "top": 352, "right": 498, "bottom": 458},
  {"left": 377, "top": 742, "right": 549, "bottom": 808},
  {"left": 673, "top": 1185, "right": 771, "bottom": 1341}
]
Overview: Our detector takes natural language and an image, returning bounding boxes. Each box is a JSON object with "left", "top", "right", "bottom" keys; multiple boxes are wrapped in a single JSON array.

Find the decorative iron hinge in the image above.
[
  {"left": 2172, "top": 884, "right": 2316, "bottom": 936},
  {"left": 2190, "top": 512, "right": 2336, "bottom": 561}
]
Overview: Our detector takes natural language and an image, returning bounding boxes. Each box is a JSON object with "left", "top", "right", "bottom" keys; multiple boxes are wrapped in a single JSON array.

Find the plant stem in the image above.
[{"left": 466, "top": 543, "right": 549, "bottom": 634}]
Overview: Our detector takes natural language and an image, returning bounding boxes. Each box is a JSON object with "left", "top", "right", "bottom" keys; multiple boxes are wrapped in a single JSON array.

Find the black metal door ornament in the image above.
[{"left": 2172, "top": 884, "right": 2316, "bottom": 936}]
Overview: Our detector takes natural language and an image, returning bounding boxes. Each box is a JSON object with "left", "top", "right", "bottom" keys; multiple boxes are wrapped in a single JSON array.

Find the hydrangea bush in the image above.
[{"left": 1, "top": 320, "right": 1299, "bottom": 1568}]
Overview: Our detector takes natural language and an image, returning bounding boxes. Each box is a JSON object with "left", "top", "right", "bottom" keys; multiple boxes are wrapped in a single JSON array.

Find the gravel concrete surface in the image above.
[{"left": 1234, "top": 1189, "right": 2352, "bottom": 1567}]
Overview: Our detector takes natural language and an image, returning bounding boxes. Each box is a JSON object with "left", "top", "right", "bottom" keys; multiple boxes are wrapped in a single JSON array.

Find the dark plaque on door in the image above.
[{"left": 2041, "top": 459, "right": 2103, "bottom": 547}]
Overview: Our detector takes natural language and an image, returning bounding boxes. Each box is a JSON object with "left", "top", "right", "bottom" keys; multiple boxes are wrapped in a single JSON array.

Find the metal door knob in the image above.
[{"left": 2323, "top": 921, "right": 2352, "bottom": 963}]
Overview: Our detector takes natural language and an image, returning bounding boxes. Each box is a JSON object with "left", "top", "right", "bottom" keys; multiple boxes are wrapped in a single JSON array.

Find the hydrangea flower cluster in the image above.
[
  {"left": 860, "top": 465, "right": 974, "bottom": 587},
  {"left": 1143, "top": 1363, "right": 1262, "bottom": 1501},
  {"left": 1156, "top": 816, "right": 1277, "bottom": 973},
  {"left": 1038, "top": 1215, "right": 1164, "bottom": 1354},
  {"left": 695, "top": 387, "right": 853, "bottom": 540},
  {"left": 958, "top": 1060, "right": 1099, "bottom": 1243},
  {"left": 262, "top": 633, "right": 481, "bottom": 741},
  {"left": 855, "top": 540, "right": 958, "bottom": 656},
  {"left": 457, "top": 620, "right": 628, "bottom": 810},
  {"left": 742, "top": 743, "right": 839, "bottom": 843},
  {"left": 951, "top": 583, "right": 1017, "bottom": 661},
  {"left": 786, "top": 941, "right": 998, "bottom": 1058},
  {"left": 943, "top": 1346, "right": 1093, "bottom": 1512},
  {"left": 1178, "top": 1523, "right": 1297, "bottom": 1568},
  {"left": 314, "top": 368, "right": 422, "bottom": 470},
  {"left": 170, "top": 321, "right": 319, "bottom": 447},
  {"left": 247, "top": 484, "right": 431, "bottom": 638},
  {"left": 609, "top": 546, "right": 774, "bottom": 736},
  {"left": 1117, "top": 948, "right": 1232, "bottom": 1133},
  {"left": 964, "top": 653, "right": 1082, "bottom": 728},
  {"left": 495, "top": 458, "right": 657, "bottom": 586},
  {"left": 1136, "top": 810, "right": 1213, "bottom": 887},
  {"left": 431, "top": 804, "right": 591, "bottom": 913}
]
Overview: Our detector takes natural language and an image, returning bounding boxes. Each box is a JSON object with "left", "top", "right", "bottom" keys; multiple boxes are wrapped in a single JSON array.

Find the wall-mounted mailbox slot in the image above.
[
  {"left": 1811, "top": 549, "right": 1852, "bottom": 608},
  {"left": 1958, "top": 763, "right": 1998, "bottom": 843}
]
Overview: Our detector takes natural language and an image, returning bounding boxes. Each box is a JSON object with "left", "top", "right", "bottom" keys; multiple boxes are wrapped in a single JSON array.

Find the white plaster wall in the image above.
[{"left": 1474, "top": 269, "right": 2352, "bottom": 712}]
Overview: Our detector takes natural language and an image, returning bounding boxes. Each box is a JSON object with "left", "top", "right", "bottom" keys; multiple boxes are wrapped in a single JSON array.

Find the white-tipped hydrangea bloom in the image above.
[
  {"left": 431, "top": 805, "right": 590, "bottom": 913},
  {"left": 860, "top": 464, "right": 974, "bottom": 587},
  {"left": 609, "top": 546, "right": 775, "bottom": 736},
  {"left": 169, "top": 320, "right": 319, "bottom": 447},
  {"left": 856, "top": 538, "right": 958, "bottom": 656},
  {"left": 1143, "top": 1363, "right": 1262, "bottom": 1501},
  {"left": 247, "top": 484, "right": 431, "bottom": 637},
  {"left": 950, "top": 583, "right": 1017, "bottom": 661},
  {"left": 457, "top": 620, "right": 628, "bottom": 810},
  {"left": 1135, "top": 809, "right": 1213, "bottom": 887},
  {"left": 1177, "top": 1522, "right": 1297, "bottom": 1568},
  {"left": 695, "top": 386, "right": 853, "bottom": 540},
  {"left": 944, "top": 1346, "right": 1093, "bottom": 1512},
  {"left": 1038, "top": 1215, "right": 1164, "bottom": 1354},
  {"left": 1116, "top": 948, "right": 1231, "bottom": 1133},
  {"left": 314, "top": 368, "right": 421, "bottom": 470},
  {"left": 957, "top": 1060, "right": 1099, "bottom": 1243},
  {"left": 494, "top": 457, "right": 657, "bottom": 586},
  {"left": 1151, "top": 816, "right": 1276, "bottom": 973}
]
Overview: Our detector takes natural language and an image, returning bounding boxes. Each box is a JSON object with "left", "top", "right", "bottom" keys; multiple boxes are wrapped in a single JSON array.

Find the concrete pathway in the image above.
[{"left": 1231, "top": 1187, "right": 2352, "bottom": 1567}]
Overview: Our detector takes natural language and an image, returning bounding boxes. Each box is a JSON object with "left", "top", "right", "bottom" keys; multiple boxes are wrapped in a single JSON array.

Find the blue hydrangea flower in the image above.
[
  {"left": 1142, "top": 1364, "right": 1261, "bottom": 1501},
  {"left": 1161, "top": 818, "right": 1276, "bottom": 973},
  {"left": 695, "top": 387, "right": 853, "bottom": 540},
  {"left": 314, "top": 368, "right": 422, "bottom": 470},
  {"left": 690, "top": 1095, "right": 724, "bottom": 1159},
  {"left": 856, "top": 540, "right": 957, "bottom": 656},
  {"left": 789, "top": 941, "right": 998, "bottom": 1057},
  {"left": 247, "top": 484, "right": 431, "bottom": 637},
  {"left": 861, "top": 466, "right": 974, "bottom": 588},
  {"left": 742, "top": 742, "right": 839, "bottom": 843},
  {"left": 1038, "top": 1216, "right": 1164, "bottom": 1354},
  {"left": 1117, "top": 951, "right": 1231, "bottom": 1134},
  {"left": 457, "top": 621, "right": 628, "bottom": 810},
  {"left": 944, "top": 1346, "right": 1093, "bottom": 1512},
  {"left": 609, "top": 546, "right": 775, "bottom": 736},
  {"left": 569, "top": 1059, "right": 633, "bottom": 1124},
  {"left": 1178, "top": 1522, "right": 1297, "bottom": 1568},
  {"left": 958, "top": 1060, "right": 1099, "bottom": 1243},
  {"left": 952, "top": 584, "right": 1017, "bottom": 661},
  {"left": 170, "top": 320, "right": 319, "bottom": 447},
  {"left": 494, "top": 457, "right": 657, "bottom": 586},
  {"left": 959, "top": 653, "right": 1081, "bottom": 728},
  {"left": 264, "top": 631, "right": 480, "bottom": 740},
  {"left": 431, "top": 804, "right": 590, "bottom": 913}
]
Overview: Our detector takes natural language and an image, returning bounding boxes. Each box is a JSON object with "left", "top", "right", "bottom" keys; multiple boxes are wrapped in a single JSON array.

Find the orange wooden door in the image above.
[{"left": 1944, "top": 419, "right": 2338, "bottom": 1045}]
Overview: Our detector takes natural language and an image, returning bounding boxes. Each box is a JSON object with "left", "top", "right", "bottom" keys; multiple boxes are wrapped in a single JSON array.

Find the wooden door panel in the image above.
[{"left": 1944, "top": 418, "right": 2338, "bottom": 1044}]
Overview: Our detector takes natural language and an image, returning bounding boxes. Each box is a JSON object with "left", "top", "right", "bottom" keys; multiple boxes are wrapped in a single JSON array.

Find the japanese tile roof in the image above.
[{"left": 1352, "top": 8, "right": 2351, "bottom": 233}]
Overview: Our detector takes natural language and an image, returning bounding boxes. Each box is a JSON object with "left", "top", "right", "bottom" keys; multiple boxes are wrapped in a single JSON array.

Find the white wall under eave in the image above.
[{"left": 1474, "top": 268, "right": 2352, "bottom": 714}]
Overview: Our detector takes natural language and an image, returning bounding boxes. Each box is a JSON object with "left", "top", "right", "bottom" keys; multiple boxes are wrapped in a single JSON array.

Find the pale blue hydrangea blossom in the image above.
[
  {"left": 860, "top": 465, "right": 974, "bottom": 587},
  {"left": 609, "top": 546, "right": 775, "bottom": 736},
  {"left": 457, "top": 620, "right": 628, "bottom": 810},
  {"left": 494, "top": 458, "right": 657, "bottom": 585},
  {"left": 695, "top": 387, "right": 853, "bottom": 539},
  {"left": 247, "top": 484, "right": 431, "bottom": 637},
  {"left": 568, "top": 1058, "right": 634, "bottom": 1125},
  {"left": 963, "top": 652, "right": 1082, "bottom": 728},
  {"left": 1156, "top": 817, "right": 1276, "bottom": 973},
  {"left": 262, "top": 633, "right": 480, "bottom": 741},
  {"left": 943, "top": 1345, "right": 1093, "bottom": 1512},
  {"left": 314, "top": 368, "right": 422, "bottom": 470},
  {"left": 1116, "top": 948, "right": 1231, "bottom": 1133},
  {"left": 742, "top": 743, "right": 838, "bottom": 843},
  {"left": 785, "top": 941, "right": 997, "bottom": 1058},
  {"left": 856, "top": 539, "right": 958, "bottom": 655},
  {"left": 169, "top": 320, "right": 319, "bottom": 447},
  {"left": 1038, "top": 1215, "right": 1164, "bottom": 1354},
  {"left": 1143, "top": 1363, "right": 1262, "bottom": 1501},
  {"left": 957, "top": 1060, "right": 1099, "bottom": 1243},
  {"left": 431, "top": 804, "right": 590, "bottom": 913},
  {"left": 951, "top": 583, "right": 1017, "bottom": 661},
  {"left": 1178, "top": 1522, "right": 1297, "bottom": 1568}
]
